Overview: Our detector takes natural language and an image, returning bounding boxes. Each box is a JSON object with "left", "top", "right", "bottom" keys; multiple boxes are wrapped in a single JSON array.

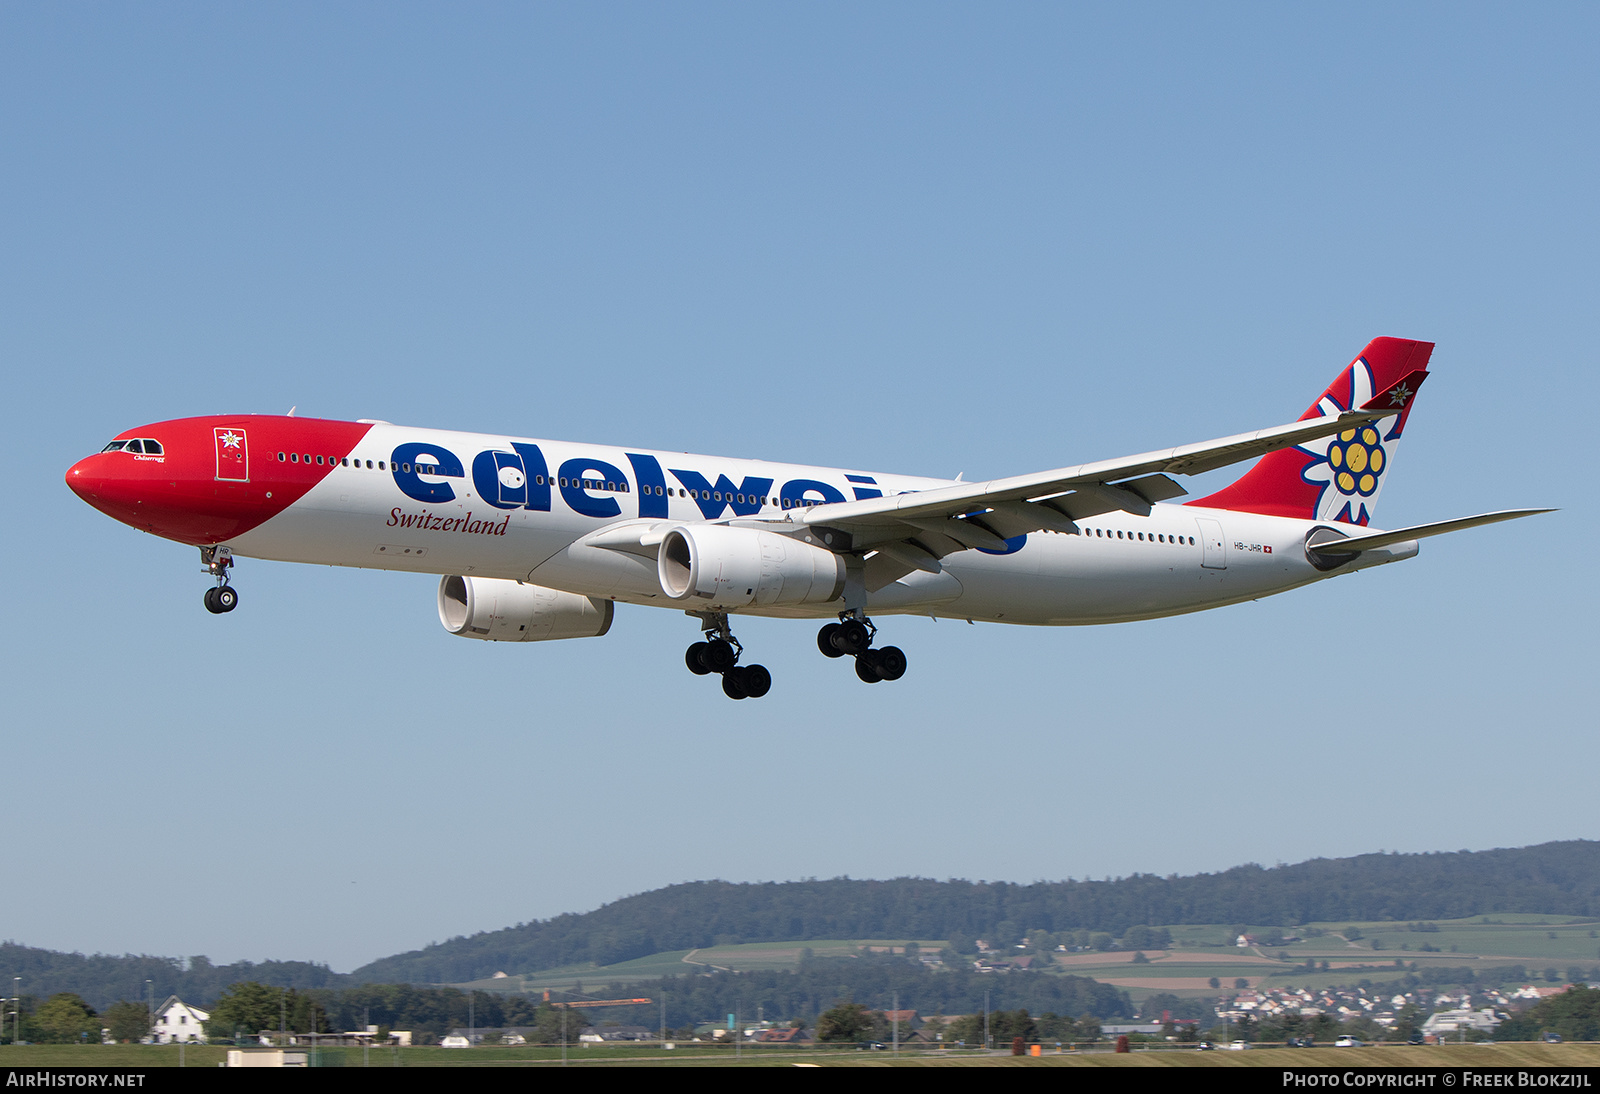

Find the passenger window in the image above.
[{"left": 290, "top": 453, "right": 298, "bottom": 463}]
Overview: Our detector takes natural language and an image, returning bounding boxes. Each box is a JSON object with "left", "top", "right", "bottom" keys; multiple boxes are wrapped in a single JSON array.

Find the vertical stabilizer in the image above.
[{"left": 1190, "top": 337, "right": 1433, "bottom": 525}]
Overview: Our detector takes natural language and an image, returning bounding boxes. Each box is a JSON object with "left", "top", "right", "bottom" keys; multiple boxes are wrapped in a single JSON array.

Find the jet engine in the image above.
[
  {"left": 657, "top": 524, "right": 845, "bottom": 610},
  {"left": 437, "top": 576, "right": 613, "bottom": 641}
]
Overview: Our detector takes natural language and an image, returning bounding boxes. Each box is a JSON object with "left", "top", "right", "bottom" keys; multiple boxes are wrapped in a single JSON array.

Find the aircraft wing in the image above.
[
  {"left": 796, "top": 406, "right": 1404, "bottom": 585},
  {"left": 1308, "top": 509, "right": 1555, "bottom": 554}
]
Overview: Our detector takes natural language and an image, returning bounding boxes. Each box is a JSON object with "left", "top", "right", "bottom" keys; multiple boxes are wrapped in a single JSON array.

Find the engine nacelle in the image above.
[
  {"left": 657, "top": 524, "right": 846, "bottom": 610},
  {"left": 437, "top": 576, "right": 613, "bottom": 642}
]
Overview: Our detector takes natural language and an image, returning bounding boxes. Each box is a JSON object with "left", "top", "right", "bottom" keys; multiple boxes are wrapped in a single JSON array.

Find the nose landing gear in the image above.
[
  {"left": 201, "top": 546, "right": 239, "bottom": 614},
  {"left": 818, "top": 613, "right": 906, "bottom": 684},
  {"left": 685, "top": 612, "right": 772, "bottom": 700}
]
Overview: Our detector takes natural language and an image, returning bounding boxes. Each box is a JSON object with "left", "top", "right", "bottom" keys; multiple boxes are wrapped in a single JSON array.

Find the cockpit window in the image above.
[{"left": 101, "top": 438, "right": 163, "bottom": 455}]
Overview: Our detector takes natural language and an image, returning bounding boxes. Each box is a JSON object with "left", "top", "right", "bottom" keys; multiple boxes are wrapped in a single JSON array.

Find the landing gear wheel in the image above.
[
  {"left": 832, "top": 619, "right": 871, "bottom": 655},
  {"left": 855, "top": 652, "right": 884, "bottom": 683},
  {"left": 686, "top": 642, "right": 713, "bottom": 675},
  {"left": 722, "top": 668, "right": 750, "bottom": 700},
  {"left": 875, "top": 645, "right": 906, "bottom": 681},
  {"left": 203, "top": 587, "right": 222, "bottom": 614},
  {"left": 741, "top": 664, "right": 772, "bottom": 698},
  {"left": 702, "top": 638, "right": 738, "bottom": 673},
  {"left": 817, "top": 623, "right": 846, "bottom": 658},
  {"left": 214, "top": 586, "right": 238, "bottom": 613}
]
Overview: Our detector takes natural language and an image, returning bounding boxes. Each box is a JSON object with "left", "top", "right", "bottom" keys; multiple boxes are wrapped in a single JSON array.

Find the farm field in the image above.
[{"left": 468, "top": 939, "right": 952, "bottom": 993}]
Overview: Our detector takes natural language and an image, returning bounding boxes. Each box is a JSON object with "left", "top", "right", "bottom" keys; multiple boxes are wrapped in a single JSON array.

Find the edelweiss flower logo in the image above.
[
  {"left": 1327, "top": 424, "right": 1385, "bottom": 499},
  {"left": 1297, "top": 358, "right": 1397, "bottom": 526},
  {"left": 220, "top": 430, "right": 243, "bottom": 449}
]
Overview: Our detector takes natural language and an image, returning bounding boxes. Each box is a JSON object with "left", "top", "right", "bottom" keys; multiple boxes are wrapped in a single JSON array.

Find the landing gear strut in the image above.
[
  {"left": 201, "top": 546, "right": 239, "bottom": 614},
  {"left": 685, "top": 612, "right": 772, "bottom": 700},
  {"left": 818, "top": 612, "right": 907, "bottom": 683}
]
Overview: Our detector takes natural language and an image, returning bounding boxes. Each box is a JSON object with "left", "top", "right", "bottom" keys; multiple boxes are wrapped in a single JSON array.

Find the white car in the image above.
[{"left": 1335, "top": 1036, "right": 1363, "bottom": 1047}]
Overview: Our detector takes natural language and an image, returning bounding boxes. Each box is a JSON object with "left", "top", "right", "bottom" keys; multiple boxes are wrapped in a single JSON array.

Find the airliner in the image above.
[{"left": 66, "top": 337, "right": 1547, "bottom": 699}]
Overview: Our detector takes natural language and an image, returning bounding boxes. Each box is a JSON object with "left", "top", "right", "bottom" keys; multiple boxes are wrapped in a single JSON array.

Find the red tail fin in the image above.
[{"left": 1190, "top": 337, "right": 1434, "bottom": 526}]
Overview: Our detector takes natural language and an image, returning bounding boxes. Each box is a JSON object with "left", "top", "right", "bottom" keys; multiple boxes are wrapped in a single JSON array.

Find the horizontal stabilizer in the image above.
[{"left": 1312, "top": 508, "right": 1555, "bottom": 554}]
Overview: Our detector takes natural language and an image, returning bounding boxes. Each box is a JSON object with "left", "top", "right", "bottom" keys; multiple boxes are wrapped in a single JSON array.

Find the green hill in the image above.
[{"left": 351, "top": 840, "right": 1600, "bottom": 984}]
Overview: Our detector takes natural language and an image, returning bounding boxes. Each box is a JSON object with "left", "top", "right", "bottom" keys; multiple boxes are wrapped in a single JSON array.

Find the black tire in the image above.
[
  {"left": 203, "top": 587, "right": 222, "bottom": 614},
  {"left": 817, "top": 623, "right": 845, "bottom": 658},
  {"left": 722, "top": 668, "right": 750, "bottom": 700},
  {"left": 215, "top": 586, "right": 239, "bottom": 612},
  {"left": 742, "top": 664, "right": 772, "bottom": 698},
  {"left": 703, "top": 638, "right": 738, "bottom": 673},
  {"left": 875, "top": 645, "right": 907, "bottom": 681},
  {"left": 686, "top": 642, "right": 712, "bottom": 675},
  {"left": 855, "top": 652, "right": 883, "bottom": 683},
  {"left": 833, "top": 619, "right": 870, "bottom": 655}
]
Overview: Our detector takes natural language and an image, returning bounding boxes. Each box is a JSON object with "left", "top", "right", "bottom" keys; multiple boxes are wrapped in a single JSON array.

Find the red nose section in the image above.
[{"left": 67, "top": 416, "right": 374, "bottom": 545}]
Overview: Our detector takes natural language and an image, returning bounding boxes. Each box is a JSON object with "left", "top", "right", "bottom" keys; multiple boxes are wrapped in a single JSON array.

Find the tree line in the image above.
[{"left": 197, "top": 952, "right": 1134, "bottom": 1043}]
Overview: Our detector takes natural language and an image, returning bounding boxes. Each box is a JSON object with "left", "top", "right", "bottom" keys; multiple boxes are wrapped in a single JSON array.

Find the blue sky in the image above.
[{"left": 3, "top": 3, "right": 1595, "bottom": 973}]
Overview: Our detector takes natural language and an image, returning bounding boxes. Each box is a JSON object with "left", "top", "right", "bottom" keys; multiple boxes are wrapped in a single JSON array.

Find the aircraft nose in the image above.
[
  {"left": 66, "top": 451, "right": 150, "bottom": 525},
  {"left": 66, "top": 453, "right": 109, "bottom": 502}
]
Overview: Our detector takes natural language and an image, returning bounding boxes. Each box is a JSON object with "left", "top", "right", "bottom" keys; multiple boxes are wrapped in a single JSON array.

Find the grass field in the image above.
[
  {"left": 3, "top": 1042, "right": 1598, "bottom": 1068},
  {"left": 468, "top": 939, "right": 952, "bottom": 993}
]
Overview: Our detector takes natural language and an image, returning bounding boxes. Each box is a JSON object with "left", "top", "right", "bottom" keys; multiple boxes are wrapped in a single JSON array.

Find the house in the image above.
[
  {"left": 755, "top": 1027, "right": 810, "bottom": 1043},
  {"left": 152, "top": 996, "right": 208, "bottom": 1044},
  {"left": 1421, "top": 1008, "right": 1502, "bottom": 1036}
]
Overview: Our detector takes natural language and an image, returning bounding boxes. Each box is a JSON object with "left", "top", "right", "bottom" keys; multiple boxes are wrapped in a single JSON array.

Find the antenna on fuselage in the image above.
[{"left": 287, "top": 406, "right": 296, "bottom": 417}]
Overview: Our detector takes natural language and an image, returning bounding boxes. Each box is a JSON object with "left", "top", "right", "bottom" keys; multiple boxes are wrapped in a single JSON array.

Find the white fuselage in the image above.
[{"left": 224, "top": 424, "right": 1414, "bottom": 626}]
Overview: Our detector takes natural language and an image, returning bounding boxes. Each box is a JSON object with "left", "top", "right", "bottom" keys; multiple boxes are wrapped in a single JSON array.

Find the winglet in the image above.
[{"left": 1360, "top": 369, "right": 1429, "bottom": 433}]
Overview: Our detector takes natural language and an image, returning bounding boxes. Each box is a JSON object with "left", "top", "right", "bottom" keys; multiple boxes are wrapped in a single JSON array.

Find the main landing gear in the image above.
[
  {"left": 201, "top": 546, "right": 239, "bottom": 614},
  {"left": 817, "top": 613, "right": 907, "bottom": 684},
  {"left": 685, "top": 612, "right": 772, "bottom": 700}
]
